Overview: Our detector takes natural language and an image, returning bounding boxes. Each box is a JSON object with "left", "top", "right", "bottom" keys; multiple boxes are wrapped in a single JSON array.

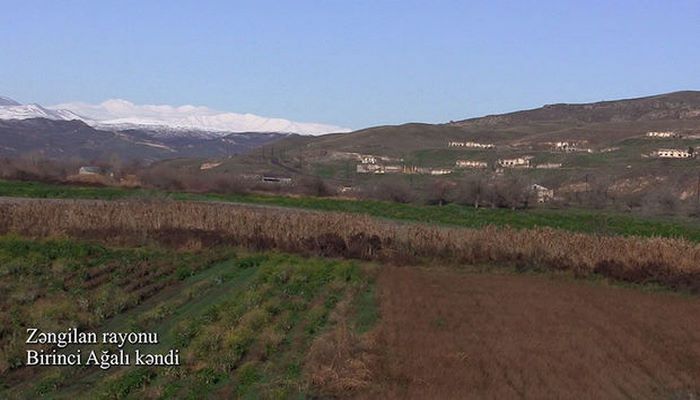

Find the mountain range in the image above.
[
  {"left": 0, "top": 96, "right": 297, "bottom": 162},
  {"left": 0, "top": 96, "right": 348, "bottom": 137},
  {"left": 0, "top": 95, "right": 354, "bottom": 162}
]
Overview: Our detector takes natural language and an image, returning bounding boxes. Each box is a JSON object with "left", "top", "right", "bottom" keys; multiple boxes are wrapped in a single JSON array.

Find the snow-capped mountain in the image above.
[
  {"left": 53, "top": 99, "right": 350, "bottom": 136},
  {"left": 0, "top": 103, "right": 84, "bottom": 122},
  {"left": 0, "top": 96, "right": 85, "bottom": 121},
  {"left": 0, "top": 96, "right": 350, "bottom": 136},
  {"left": 0, "top": 95, "right": 310, "bottom": 161}
]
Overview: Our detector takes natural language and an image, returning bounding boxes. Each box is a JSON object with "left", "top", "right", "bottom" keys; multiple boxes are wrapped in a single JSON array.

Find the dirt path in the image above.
[{"left": 368, "top": 267, "right": 700, "bottom": 399}]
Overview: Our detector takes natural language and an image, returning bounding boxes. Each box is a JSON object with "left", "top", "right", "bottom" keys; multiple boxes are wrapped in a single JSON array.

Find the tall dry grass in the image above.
[{"left": 0, "top": 198, "right": 698, "bottom": 292}]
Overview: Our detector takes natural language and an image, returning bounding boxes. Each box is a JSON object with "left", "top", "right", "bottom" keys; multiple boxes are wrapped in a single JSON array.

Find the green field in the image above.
[
  {"left": 1, "top": 179, "right": 700, "bottom": 241},
  {"left": 0, "top": 235, "right": 376, "bottom": 399}
]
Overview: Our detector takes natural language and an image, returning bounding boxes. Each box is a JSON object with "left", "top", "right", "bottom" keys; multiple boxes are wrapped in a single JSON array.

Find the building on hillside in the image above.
[
  {"left": 535, "top": 163, "right": 562, "bottom": 169},
  {"left": 78, "top": 166, "right": 113, "bottom": 177},
  {"left": 199, "top": 162, "right": 222, "bottom": 170},
  {"left": 356, "top": 164, "right": 382, "bottom": 174},
  {"left": 356, "top": 164, "right": 403, "bottom": 174},
  {"left": 448, "top": 141, "right": 495, "bottom": 149},
  {"left": 551, "top": 141, "right": 592, "bottom": 153},
  {"left": 402, "top": 166, "right": 453, "bottom": 175},
  {"left": 646, "top": 131, "right": 678, "bottom": 138},
  {"left": 383, "top": 165, "right": 403, "bottom": 174},
  {"left": 455, "top": 160, "right": 488, "bottom": 169},
  {"left": 529, "top": 184, "right": 554, "bottom": 203},
  {"left": 261, "top": 175, "right": 292, "bottom": 184},
  {"left": 655, "top": 149, "right": 694, "bottom": 159},
  {"left": 359, "top": 155, "right": 377, "bottom": 164},
  {"left": 78, "top": 166, "right": 103, "bottom": 175},
  {"left": 497, "top": 156, "right": 532, "bottom": 168},
  {"left": 429, "top": 168, "right": 453, "bottom": 175}
]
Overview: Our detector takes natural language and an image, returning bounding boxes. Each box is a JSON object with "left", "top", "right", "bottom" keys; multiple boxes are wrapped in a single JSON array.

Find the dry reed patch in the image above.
[
  {"left": 0, "top": 198, "right": 699, "bottom": 292},
  {"left": 369, "top": 266, "right": 700, "bottom": 400}
]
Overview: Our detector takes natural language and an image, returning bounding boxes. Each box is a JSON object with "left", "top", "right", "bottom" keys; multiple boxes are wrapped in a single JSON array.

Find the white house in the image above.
[
  {"left": 78, "top": 166, "right": 102, "bottom": 175},
  {"left": 429, "top": 168, "right": 453, "bottom": 175},
  {"left": 448, "top": 141, "right": 495, "bottom": 149},
  {"left": 552, "top": 141, "right": 592, "bottom": 153},
  {"left": 455, "top": 160, "right": 488, "bottom": 169},
  {"left": 383, "top": 165, "right": 403, "bottom": 174},
  {"left": 261, "top": 175, "right": 292, "bottom": 184},
  {"left": 535, "top": 163, "right": 562, "bottom": 169},
  {"left": 356, "top": 164, "right": 382, "bottom": 174},
  {"left": 655, "top": 149, "right": 693, "bottom": 159},
  {"left": 359, "top": 155, "right": 377, "bottom": 164},
  {"left": 646, "top": 131, "right": 678, "bottom": 138},
  {"left": 529, "top": 184, "right": 554, "bottom": 203},
  {"left": 497, "top": 157, "right": 532, "bottom": 168}
]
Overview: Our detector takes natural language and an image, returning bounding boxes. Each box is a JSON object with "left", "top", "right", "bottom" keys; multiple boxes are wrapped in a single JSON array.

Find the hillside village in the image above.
[
  {"left": 348, "top": 130, "right": 700, "bottom": 203},
  {"left": 355, "top": 130, "right": 699, "bottom": 176}
]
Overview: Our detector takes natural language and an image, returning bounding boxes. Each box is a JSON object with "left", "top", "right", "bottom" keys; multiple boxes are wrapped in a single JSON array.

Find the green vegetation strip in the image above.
[
  {"left": 1, "top": 179, "right": 700, "bottom": 241},
  {"left": 0, "top": 235, "right": 376, "bottom": 399}
]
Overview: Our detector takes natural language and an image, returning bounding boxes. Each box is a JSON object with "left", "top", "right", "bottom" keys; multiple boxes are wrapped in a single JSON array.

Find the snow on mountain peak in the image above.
[
  {"left": 51, "top": 99, "right": 350, "bottom": 136},
  {"left": 0, "top": 102, "right": 84, "bottom": 122}
]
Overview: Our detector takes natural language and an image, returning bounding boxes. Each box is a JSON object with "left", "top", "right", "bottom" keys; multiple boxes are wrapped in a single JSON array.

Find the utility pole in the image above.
[{"left": 696, "top": 172, "right": 700, "bottom": 206}]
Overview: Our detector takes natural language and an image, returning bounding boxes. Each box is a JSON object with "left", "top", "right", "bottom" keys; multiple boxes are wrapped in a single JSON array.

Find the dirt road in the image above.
[{"left": 369, "top": 267, "right": 700, "bottom": 399}]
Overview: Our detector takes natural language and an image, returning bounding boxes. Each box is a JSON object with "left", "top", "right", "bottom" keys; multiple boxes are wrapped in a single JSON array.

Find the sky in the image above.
[{"left": 1, "top": 0, "right": 699, "bottom": 130}]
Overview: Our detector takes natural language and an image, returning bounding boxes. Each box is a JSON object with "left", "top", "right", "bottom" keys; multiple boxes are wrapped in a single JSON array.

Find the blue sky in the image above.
[{"left": 1, "top": 0, "right": 699, "bottom": 129}]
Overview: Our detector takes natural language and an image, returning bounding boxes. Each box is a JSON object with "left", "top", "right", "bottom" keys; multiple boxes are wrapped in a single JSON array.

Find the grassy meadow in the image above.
[
  {"left": 0, "top": 235, "right": 377, "bottom": 399},
  {"left": 1, "top": 179, "right": 700, "bottom": 242}
]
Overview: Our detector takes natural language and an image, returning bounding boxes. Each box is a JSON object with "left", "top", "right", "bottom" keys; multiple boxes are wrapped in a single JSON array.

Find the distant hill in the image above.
[
  {"left": 454, "top": 91, "right": 700, "bottom": 126},
  {"left": 273, "top": 91, "right": 700, "bottom": 158},
  {"left": 0, "top": 118, "right": 289, "bottom": 162}
]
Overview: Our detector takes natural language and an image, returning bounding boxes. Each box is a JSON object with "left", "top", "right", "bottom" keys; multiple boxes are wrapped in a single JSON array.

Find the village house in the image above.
[
  {"left": 402, "top": 166, "right": 453, "bottom": 175},
  {"left": 356, "top": 164, "right": 382, "bottom": 174},
  {"left": 646, "top": 131, "right": 678, "bottom": 138},
  {"left": 383, "top": 165, "right": 403, "bottom": 174},
  {"left": 529, "top": 184, "right": 554, "bottom": 203},
  {"left": 497, "top": 156, "right": 532, "bottom": 168},
  {"left": 359, "top": 155, "right": 377, "bottom": 164},
  {"left": 655, "top": 149, "right": 694, "bottom": 159},
  {"left": 552, "top": 141, "right": 592, "bottom": 153},
  {"left": 429, "top": 168, "right": 453, "bottom": 175},
  {"left": 199, "top": 162, "right": 222, "bottom": 170},
  {"left": 448, "top": 141, "right": 495, "bottom": 149},
  {"left": 455, "top": 160, "right": 488, "bottom": 169},
  {"left": 78, "top": 166, "right": 113, "bottom": 177},
  {"left": 535, "top": 163, "right": 562, "bottom": 169},
  {"left": 78, "top": 166, "right": 102, "bottom": 175},
  {"left": 261, "top": 175, "right": 292, "bottom": 184}
]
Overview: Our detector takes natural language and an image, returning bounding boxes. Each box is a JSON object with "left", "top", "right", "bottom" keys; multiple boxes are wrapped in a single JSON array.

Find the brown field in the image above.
[
  {"left": 0, "top": 197, "right": 699, "bottom": 292},
  {"left": 366, "top": 267, "right": 700, "bottom": 399}
]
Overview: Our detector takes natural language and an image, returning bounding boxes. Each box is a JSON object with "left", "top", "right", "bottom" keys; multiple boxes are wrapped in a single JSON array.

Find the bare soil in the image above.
[{"left": 367, "top": 267, "right": 700, "bottom": 399}]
